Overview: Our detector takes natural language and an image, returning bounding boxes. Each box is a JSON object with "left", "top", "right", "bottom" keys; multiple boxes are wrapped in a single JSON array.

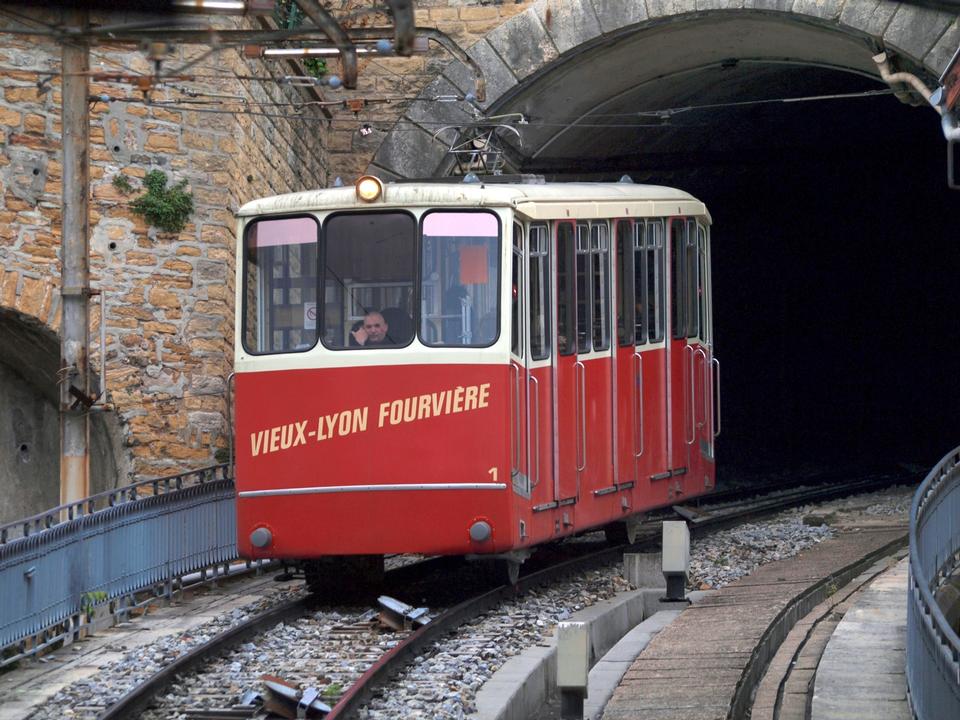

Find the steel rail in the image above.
[
  {"left": 95, "top": 470, "right": 914, "bottom": 719},
  {"left": 327, "top": 471, "right": 915, "bottom": 719},
  {"left": 99, "top": 594, "right": 313, "bottom": 720}
]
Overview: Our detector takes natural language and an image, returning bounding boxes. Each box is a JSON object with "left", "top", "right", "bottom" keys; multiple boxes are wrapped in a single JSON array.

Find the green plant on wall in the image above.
[
  {"left": 129, "top": 170, "right": 194, "bottom": 234},
  {"left": 302, "top": 57, "right": 328, "bottom": 79},
  {"left": 80, "top": 590, "right": 109, "bottom": 621}
]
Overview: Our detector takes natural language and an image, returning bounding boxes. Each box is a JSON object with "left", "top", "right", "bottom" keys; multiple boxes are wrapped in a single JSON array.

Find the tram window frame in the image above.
[
  {"left": 697, "top": 222, "right": 708, "bottom": 345},
  {"left": 591, "top": 222, "right": 611, "bottom": 352},
  {"left": 670, "top": 218, "right": 687, "bottom": 340},
  {"left": 241, "top": 214, "right": 320, "bottom": 356},
  {"left": 685, "top": 218, "right": 700, "bottom": 340},
  {"left": 632, "top": 221, "right": 647, "bottom": 346},
  {"left": 529, "top": 223, "right": 551, "bottom": 361},
  {"left": 616, "top": 220, "right": 635, "bottom": 347},
  {"left": 646, "top": 220, "right": 665, "bottom": 343},
  {"left": 512, "top": 223, "right": 523, "bottom": 359},
  {"left": 575, "top": 222, "right": 591, "bottom": 354},
  {"left": 556, "top": 221, "right": 576, "bottom": 356},
  {"left": 419, "top": 209, "right": 502, "bottom": 349},
  {"left": 321, "top": 210, "right": 418, "bottom": 350}
]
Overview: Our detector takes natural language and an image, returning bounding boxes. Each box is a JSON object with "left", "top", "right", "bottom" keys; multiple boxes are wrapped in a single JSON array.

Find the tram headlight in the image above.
[
  {"left": 355, "top": 175, "right": 384, "bottom": 202},
  {"left": 250, "top": 526, "right": 273, "bottom": 548}
]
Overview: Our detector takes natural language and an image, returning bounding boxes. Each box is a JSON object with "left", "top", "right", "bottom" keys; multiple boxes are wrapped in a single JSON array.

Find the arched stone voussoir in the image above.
[
  {"left": 533, "top": 0, "right": 604, "bottom": 56},
  {"left": 883, "top": 3, "right": 959, "bottom": 70},
  {"left": 484, "top": 6, "right": 560, "bottom": 82},
  {"left": 371, "top": 119, "right": 451, "bottom": 180}
]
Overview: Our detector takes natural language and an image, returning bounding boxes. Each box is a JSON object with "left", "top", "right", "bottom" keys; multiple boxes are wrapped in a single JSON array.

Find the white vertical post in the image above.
[
  {"left": 557, "top": 620, "right": 589, "bottom": 719},
  {"left": 662, "top": 520, "right": 690, "bottom": 601}
]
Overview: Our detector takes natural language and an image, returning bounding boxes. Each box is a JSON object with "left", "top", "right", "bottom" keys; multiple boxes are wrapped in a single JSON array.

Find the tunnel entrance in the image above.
[
  {"left": 365, "top": 7, "right": 959, "bottom": 478},
  {"left": 410, "top": 9, "right": 959, "bottom": 478},
  {"left": 0, "top": 308, "right": 123, "bottom": 523},
  {"left": 521, "top": 89, "right": 958, "bottom": 476}
]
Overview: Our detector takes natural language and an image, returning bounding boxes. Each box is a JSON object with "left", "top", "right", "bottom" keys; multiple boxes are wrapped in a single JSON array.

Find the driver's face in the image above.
[{"left": 363, "top": 314, "right": 388, "bottom": 343}]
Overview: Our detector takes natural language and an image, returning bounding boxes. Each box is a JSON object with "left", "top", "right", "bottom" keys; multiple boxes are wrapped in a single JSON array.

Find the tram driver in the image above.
[{"left": 351, "top": 310, "right": 393, "bottom": 347}]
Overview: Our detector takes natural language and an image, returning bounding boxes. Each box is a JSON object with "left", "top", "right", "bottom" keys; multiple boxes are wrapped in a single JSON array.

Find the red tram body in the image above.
[{"left": 234, "top": 179, "right": 718, "bottom": 574}]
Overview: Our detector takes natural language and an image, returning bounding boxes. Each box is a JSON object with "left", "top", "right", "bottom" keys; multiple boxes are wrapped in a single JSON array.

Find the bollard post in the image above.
[
  {"left": 661, "top": 520, "right": 690, "bottom": 602},
  {"left": 557, "top": 621, "right": 589, "bottom": 719}
]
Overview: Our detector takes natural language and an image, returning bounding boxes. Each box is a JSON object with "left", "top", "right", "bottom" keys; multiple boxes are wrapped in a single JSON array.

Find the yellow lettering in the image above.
[
  {"left": 479, "top": 383, "right": 491, "bottom": 408},
  {"left": 280, "top": 424, "right": 294, "bottom": 450},
  {"left": 417, "top": 394, "right": 431, "bottom": 420},
  {"left": 378, "top": 402, "right": 391, "bottom": 428},
  {"left": 389, "top": 399, "right": 403, "bottom": 425},
  {"left": 432, "top": 391, "right": 446, "bottom": 415},
  {"left": 324, "top": 414, "right": 337, "bottom": 439},
  {"left": 445, "top": 388, "right": 453, "bottom": 414},
  {"left": 294, "top": 420, "right": 308, "bottom": 446},
  {"left": 338, "top": 411, "right": 351, "bottom": 436},
  {"left": 251, "top": 431, "right": 265, "bottom": 457},
  {"left": 269, "top": 426, "right": 280, "bottom": 453},
  {"left": 453, "top": 385, "right": 465, "bottom": 413},
  {"left": 464, "top": 385, "right": 479, "bottom": 411},
  {"left": 353, "top": 407, "right": 368, "bottom": 433}
]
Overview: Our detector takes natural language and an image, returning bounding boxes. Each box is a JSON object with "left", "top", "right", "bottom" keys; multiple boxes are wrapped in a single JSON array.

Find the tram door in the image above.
[
  {"left": 554, "top": 221, "right": 615, "bottom": 505},
  {"left": 667, "top": 218, "right": 714, "bottom": 494},
  {"left": 614, "top": 220, "right": 669, "bottom": 488},
  {"left": 520, "top": 223, "right": 555, "bottom": 514},
  {"left": 554, "top": 222, "right": 579, "bottom": 502}
]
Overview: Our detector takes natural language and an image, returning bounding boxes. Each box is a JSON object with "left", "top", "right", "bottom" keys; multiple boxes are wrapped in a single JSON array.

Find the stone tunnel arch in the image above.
[
  {"left": 367, "top": 1, "right": 960, "bottom": 179},
  {"left": 0, "top": 304, "right": 127, "bottom": 524}
]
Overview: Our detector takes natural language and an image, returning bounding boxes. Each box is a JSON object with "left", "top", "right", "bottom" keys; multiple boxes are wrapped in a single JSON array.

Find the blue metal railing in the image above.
[
  {"left": 907, "top": 446, "right": 960, "bottom": 718},
  {"left": 0, "top": 465, "right": 237, "bottom": 664}
]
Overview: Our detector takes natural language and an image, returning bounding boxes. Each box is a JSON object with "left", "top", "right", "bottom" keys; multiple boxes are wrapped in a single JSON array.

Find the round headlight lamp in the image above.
[{"left": 356, "top": 175, "right": 384, "bottom": 202}]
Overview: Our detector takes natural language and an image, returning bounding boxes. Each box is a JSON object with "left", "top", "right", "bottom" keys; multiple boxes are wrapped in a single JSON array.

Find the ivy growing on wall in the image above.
[{"left": 113, "top": 170, "right": 194, "bottom": 234}]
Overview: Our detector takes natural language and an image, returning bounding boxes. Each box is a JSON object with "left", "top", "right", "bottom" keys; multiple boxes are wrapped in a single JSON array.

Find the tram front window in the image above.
[
  {"left": 242, "top": 215, "right": 319, "bottom": 355},
  {"left": 420, "top": 211, "right": 500, "bottom": 347},
  {"left": 323, "top": 212, "right": 416, "bottom": 349}
]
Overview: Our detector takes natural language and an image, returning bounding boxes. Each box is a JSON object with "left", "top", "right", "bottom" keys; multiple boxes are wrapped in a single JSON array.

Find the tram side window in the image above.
[
  {"left": 242, "top": 216, "right": 319, "bottom": 355},
  {"left": 685, "top": 218, "right": 700, "bottom": 339},
  {"left": 616, "top": 220, "right": 634, "bottom": 346},
  {"left": 529, "top": 224, "right": 550, "bottom": 360},
  {"left": 591, "top": 222, "right": 610, "bottom": 351},
  {"left": 323, "top": 212, "right": 416, "bottom": 349},
  {"left": 512, "top": 223, "right": 523, "bottom": 358},
  {"left": 556, "top": 222, "right": 576, "bottom": 355},
  {"left": 646, "top": 220, "right": 665, "bottom": 343},
  {"left": 671, "top": 219, "right": 687, "bottom": 339},
  {"left": 575, "top": 223, "right": 591, "bottom": 353},
  {"left": 420, "top": 211, "right": 500, "bottom": 347}
]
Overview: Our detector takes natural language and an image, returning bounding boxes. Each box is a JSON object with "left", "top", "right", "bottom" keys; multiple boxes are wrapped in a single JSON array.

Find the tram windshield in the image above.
[{"left": 242, "top": 209, "right": 500, "bottom": 354}]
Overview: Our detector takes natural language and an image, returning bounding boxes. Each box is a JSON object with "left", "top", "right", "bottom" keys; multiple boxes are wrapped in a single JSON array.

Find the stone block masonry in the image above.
[{"left": 0, "top": 12, "right": 328, "bottom": 482}]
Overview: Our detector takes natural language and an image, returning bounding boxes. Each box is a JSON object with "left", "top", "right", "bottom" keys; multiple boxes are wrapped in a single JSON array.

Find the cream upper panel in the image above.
[{"left": 236, "top": 181, "right": 711, "bottom": 225}]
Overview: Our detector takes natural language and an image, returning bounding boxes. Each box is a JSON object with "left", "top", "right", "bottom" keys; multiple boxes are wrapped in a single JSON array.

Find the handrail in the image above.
[
  {"left": 906, "top": 445, "right": 960, "bottom": 718},
  {"left": 0, "top": 464, "right": 238, "bottom": 665},
  {"left": 0, "top": 463, "right": 231, "bottom": 544}
]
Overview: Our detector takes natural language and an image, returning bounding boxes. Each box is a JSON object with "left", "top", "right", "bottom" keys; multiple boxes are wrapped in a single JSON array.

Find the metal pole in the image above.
[{"left": 60, "top": 10, "right": 91, "bottom": 507}]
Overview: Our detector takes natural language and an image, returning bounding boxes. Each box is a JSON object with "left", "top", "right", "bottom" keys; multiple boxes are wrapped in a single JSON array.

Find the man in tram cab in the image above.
[{"left": 351, "top": 310, "right": 393, "bottom": 347}]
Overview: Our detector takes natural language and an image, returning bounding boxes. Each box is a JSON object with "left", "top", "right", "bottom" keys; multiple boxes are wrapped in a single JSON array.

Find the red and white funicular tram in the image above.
[{"left": 234, "top": 176, "right": 718, "bottom": 584}]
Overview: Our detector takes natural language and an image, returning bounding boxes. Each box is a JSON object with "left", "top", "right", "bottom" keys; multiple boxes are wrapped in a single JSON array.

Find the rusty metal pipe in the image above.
[
  {"left": 294, "top": 0, "right": 357, "bottom": 89},
  {"left": 873, "top": 51, "right": 940, "bottom": 113},
  {"left": 386, "top": 0, "right": 415, "bottom": 56}
]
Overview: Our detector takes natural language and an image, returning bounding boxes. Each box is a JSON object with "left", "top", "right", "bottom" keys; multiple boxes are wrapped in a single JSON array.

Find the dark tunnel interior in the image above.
[
  {"left": 538, "top": 93, "right": 959, "bottom": 479},
  {"left": 696, "top": 97, "right": 959, "bottom": 476}
]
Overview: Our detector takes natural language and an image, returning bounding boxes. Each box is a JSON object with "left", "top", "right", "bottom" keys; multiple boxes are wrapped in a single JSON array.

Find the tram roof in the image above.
[{"left": 236, "top": 181, "right": 711, "bottom": 223}]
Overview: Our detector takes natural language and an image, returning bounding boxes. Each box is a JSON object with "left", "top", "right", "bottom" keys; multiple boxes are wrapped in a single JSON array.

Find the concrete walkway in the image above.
[{"left": 811, "top": 556, "right": 911, "bottom": 720}]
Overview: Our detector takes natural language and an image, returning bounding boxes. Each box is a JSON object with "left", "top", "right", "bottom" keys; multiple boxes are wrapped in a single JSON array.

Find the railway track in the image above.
[{"left": 98, "top": 470, "right": 917, "bottom": 720}]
